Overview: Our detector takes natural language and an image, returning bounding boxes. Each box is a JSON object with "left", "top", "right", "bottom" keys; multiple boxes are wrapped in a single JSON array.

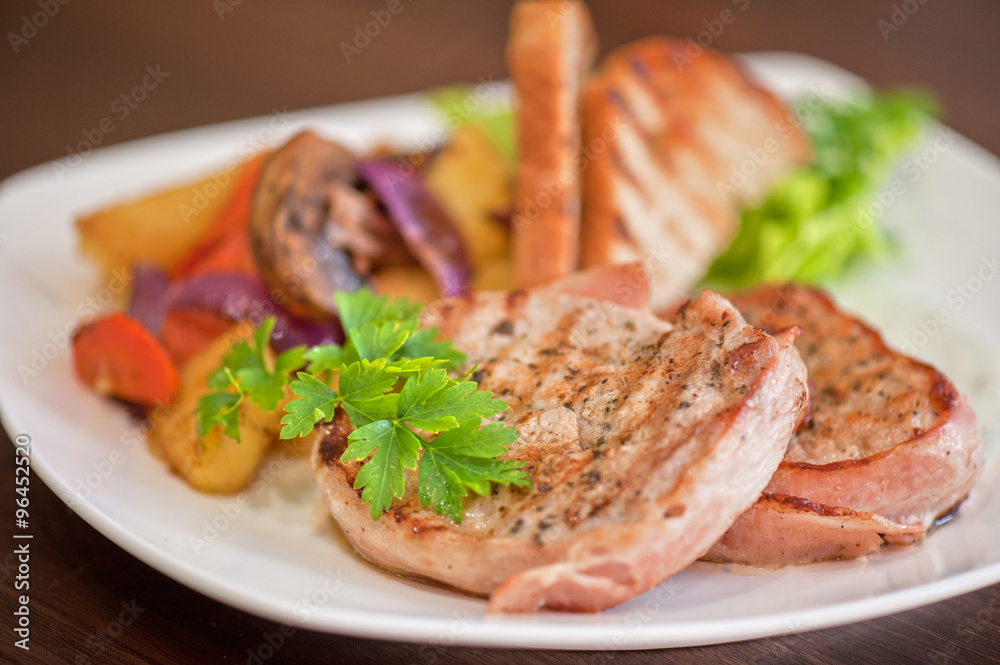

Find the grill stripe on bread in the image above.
[{"left": 581, "top": 38, "right": 812, "bottom": 311}]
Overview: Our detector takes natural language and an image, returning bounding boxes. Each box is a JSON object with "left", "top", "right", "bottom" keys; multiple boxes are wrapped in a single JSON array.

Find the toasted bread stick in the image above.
[{"left": 508, "top": 0, "right": 597, "bottom": 288}]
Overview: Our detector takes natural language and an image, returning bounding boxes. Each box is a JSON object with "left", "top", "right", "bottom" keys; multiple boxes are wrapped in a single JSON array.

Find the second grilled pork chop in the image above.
[
  {"left": 706, "top": 284, "right": 984, "bottom": 564},
  {"left": 312, "top": 275, "right": 808, "bottom": 612}
]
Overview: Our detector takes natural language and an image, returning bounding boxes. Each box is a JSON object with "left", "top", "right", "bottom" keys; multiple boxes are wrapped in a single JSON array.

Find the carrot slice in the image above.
[
  {"left": 178, "top": 228, "right": 257, "bottom": 278},
  {"left": 73, "top": 312, "right": 179, "bottom": 405},
  {"left": 172, "top": 153, "right": 266, "bottom": 279},
  {"left": 160, "top": 307, "right": 233, "bottom": 366}
]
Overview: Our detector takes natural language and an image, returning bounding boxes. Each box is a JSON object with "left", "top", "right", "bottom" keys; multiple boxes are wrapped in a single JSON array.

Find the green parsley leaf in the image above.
[
  {"left": 419, "top": 419, "right": 529, "bottom": 522},
  {"left": 400, "top": 327, "right": 466, "bottom": 369},
  {"left": 398, "top": 370, "right": 509, "bottom": 433},
  {"left": 334, "top": 288, "right": 421, "bottom": 332},
  {"left": 252, "top": 319, "right": 276, "bottom": 362},
  {"left": 274, "top": 346, "right": 307, "bottom": 374},
  {"left": 195, "top": 317, "right": 305, "bottom": 443},
  {"left": 207, "top": 340, "right": 256, "bottom": 389},
  {"left": 415, "top": 459, "right": 465, "bottom": 524},
  {"left": 280, "top": 373, "right": 341, "bottom": 439},
  {"left": 195, "top": 386, "right": 242, "bottom": 441},
  {"left": 237, "top": 367, "right": 287, "bottom": 412},
  {"left": 394, "top": 367, "right": 456, "bottom": 432},
  {"left": 350, "top": 319, "right": 417, "bottom": 362},
  {"left": 395, "top": 368, "right": 507, "bottom": 433},
  {"left": 207, "top": 290, "right": 526, "bottom": 523},
  {"left": 337, "top": 361, "right": 400, "bottom": 426},
  {"left": 343, "top": 420, "right": 422, "bottom": 520},
  {"left": 384, "top": 356, "right": 450, "bottom": 374},
  {"left": 305, "top": 344, "right": 346, "bottom": 375}
]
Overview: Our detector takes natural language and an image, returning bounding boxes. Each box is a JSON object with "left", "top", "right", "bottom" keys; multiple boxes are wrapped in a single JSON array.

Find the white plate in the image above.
[{"left": 2, "top": 52, "right": 999, "bottom": 650}]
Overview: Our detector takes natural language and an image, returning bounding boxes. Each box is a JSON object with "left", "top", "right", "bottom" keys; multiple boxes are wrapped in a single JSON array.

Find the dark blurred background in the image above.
[{"left": 1, "top": 0, "right": 998, "bottom": 183}]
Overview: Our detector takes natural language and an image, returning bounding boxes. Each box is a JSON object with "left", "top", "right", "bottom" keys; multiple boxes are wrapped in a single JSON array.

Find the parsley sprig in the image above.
[
  {"left": 196, "top": 318, "right": 305, "bottom": 441},
  {"left": 196, "top": 288, "right": 529, "bottom": 523}
]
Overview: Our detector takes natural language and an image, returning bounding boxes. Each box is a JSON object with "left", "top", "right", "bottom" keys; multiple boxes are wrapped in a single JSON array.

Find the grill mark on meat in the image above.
[
  {"left": 763, "top": 492, "right": 859, "bottom": 519},
  {"left": 705, "top": 283, "right": 984, "bottom": 565},
  {"left": 492, "top": 320, "right": 514, "bottom": 335},
  {"left": 317, "top": 409, "right": 353, "bottom": 468},
  {"left": 930, "top": 372, "right": 959, "bottom": 410},
  {"left": 506, "top": 289, "right": 529, "bottom": 312},
  {"left": 737, "top": 287, "right": 960, "bottom": 463},
  {"left": 662, "top": 505, "right": 686, "bottom": 518}
]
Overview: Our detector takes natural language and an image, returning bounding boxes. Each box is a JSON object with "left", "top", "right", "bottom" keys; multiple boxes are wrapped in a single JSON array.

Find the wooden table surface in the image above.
[{"left": 2, "top": 1, "right": 999, "bottom": 663}]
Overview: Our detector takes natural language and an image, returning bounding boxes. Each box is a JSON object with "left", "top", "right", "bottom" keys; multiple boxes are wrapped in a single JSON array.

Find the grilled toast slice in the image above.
[
  {"left": 705, "top": 283, "right": 984, "bottom": 564},
  {"left": 508, "top": 0, "right": 597, "bottom": 288},
  {"left": 580, "top": 38, "right": 812, "bottom": 311}
]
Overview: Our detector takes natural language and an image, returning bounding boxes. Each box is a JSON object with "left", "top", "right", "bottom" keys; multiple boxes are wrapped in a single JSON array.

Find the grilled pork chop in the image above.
[
  {"left": 580, "top": 38, "right": 812, "bottom": 311},
  {"left": 705, "top": 284, "right": 984, "bottom": 565},
  {"left": 312, "top": 274, "right": 808, "bottom": 612}
]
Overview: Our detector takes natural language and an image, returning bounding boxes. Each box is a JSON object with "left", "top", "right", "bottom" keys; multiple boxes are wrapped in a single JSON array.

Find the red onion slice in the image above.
[
  {"left": 165, "top": 273, "right": 277, "bottom": 322},
  {"left": 356, "top": 159, "right": 471, "bottom": 297},
  {"left": 160, "top": 272, "right": 343, "bottom": 351},
  {"left": 128, "top": 264, "right": 170, "bottom": 334},
  {"left": 271, "top": 315, "right": 343, "bottom": 352}
]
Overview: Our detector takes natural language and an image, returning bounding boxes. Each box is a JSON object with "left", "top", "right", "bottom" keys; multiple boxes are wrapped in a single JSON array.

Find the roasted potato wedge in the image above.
[
  {"left": 424, "top": 124, "right": 512, "bottom": 270},
  {"left": 148, "top": 326, "right": 281, "bottom": 493},
  {"left": 371, "top": 265, "right": 439, "bottom": 303},
  {"left": 76, "top": 159, "right": 252, "bottom": 275},
  {"left": 470, "top": 255, "right": 514, "bottom": 291}
]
